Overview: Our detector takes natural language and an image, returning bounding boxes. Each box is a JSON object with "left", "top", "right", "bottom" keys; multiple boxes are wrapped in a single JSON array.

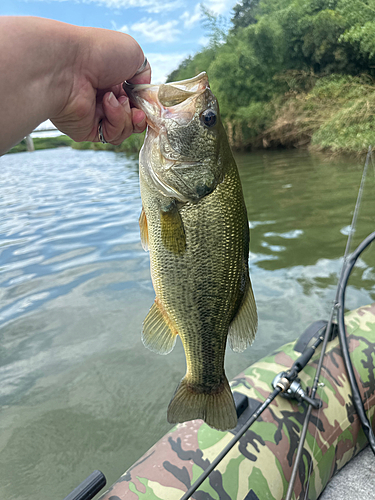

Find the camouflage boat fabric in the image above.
[{"left": 100, "top": 304, "right": 375, "bottom": 500}]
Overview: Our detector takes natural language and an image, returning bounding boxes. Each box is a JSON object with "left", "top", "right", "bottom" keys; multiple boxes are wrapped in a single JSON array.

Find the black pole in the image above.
[
  {"left": 285, "top": 312, "right": 336, "bottom": 500},
  {"left": 337, "top": 231, "right": 375, "bottom": 454}
]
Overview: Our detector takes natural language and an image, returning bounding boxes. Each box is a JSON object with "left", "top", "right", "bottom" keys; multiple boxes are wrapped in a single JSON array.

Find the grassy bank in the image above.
[
  {"left": 70, "top": 131, "right": 144, "bottom": 153},
  {"left": 231, "top": 74, "right": 375, "bottom": 156},
  {"left": 8, "top": 82, "right": 373, "bottom": 158},
  {"left": 7, "top": 77, "right": 374, "bottom": 158}
]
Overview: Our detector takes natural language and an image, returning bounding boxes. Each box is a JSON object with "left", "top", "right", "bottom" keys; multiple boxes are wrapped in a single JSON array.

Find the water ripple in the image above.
[
  {"left": 0, "top": 148, "right": 374, "bottom": 500},
  {"left": 0, "top": 149, "right": 143, "bottom": 328}
]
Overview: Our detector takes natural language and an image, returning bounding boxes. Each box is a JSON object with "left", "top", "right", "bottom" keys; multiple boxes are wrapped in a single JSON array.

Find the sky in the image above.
[{"left": 1, "top": 0, "right": 238, "bottom": 84}]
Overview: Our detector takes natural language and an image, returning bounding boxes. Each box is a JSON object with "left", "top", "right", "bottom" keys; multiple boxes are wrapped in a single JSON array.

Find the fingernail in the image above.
[
  {"left": 119, "top": 96, "right": 130, "bottom": 111},
  {"left": 135, "top": 117, "right": 146, "bottom": 133},
  {"left": 108, "top": 92, "right": 119, "bottom": 108}
]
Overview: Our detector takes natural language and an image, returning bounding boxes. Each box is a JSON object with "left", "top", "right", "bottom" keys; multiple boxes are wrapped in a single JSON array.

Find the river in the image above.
[{"left": 0, "top": 147, "right": 374, "bottom": 499}]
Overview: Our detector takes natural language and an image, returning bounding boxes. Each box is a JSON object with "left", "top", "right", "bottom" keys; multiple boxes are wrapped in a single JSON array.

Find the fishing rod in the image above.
[
  {"left": 63, "top": 470, "right": 106, "bottom": 500},
  {"left": 285, "top": 146, "right": 374, "bottom": 500},
  {"left": 337, "top": 230, "right": 375, "bottom": 451}
]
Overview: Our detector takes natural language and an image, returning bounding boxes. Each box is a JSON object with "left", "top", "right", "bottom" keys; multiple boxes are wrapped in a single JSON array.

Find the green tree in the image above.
[
  {"left": 231, "top": 0, "right": 260, "bottom": 30},
  {"left": 341, "top": 22, "right": 375, "bottom": 62},
  {"left": 201, "top": 7, "right": 229, "bottom": 47},
  {"left": 166, "top": 48, "right": 217, "bottom": 83},
  {"left": 166, "top": 8, "right": 227, "bottom": 83},
  {"left": 165, "top": 0, "right": 375, "bottom": 152}
]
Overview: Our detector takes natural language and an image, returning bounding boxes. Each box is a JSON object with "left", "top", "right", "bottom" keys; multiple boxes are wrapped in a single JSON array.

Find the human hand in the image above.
[{"left": 50, "top": 27, "right": 151, "bottom": 145}]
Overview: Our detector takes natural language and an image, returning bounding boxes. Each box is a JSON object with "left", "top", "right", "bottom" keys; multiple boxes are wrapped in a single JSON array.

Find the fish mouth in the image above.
[
  {"left": 123, "top": 72, "right": 209, "bottom": 130},
  {"left": 123, "top": 72, "right": 209, "bottom": 96},
  {"left": 127, "top": 73, "right": 218, "bottom": 203}
]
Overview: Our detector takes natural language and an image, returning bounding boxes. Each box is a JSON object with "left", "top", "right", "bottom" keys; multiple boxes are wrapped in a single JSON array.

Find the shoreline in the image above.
[
  {"left": 7, "top": 133, "right": 144, "bottom": 155},
  {"left": 7, "top": 129, "right": 370, "bottom": 160}
]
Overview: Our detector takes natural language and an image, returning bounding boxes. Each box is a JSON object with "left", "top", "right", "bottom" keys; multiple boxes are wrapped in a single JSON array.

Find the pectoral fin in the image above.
[
  {"left": 142, "top": 299, "right": 178, "bottom": 354},
  {"left": 228, "top": 280, "right": 258, "bottom": 353},
  {"left": 139, "top": 207, "right": 149, "bottom": 251},
  {"left": 160, "top": 205, "right": 186, "bottom": 254}
]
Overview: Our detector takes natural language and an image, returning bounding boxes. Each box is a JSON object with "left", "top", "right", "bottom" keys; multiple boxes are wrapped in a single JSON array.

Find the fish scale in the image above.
[{"left": 144, "top": 163, "right": 242, "bottom": 385}]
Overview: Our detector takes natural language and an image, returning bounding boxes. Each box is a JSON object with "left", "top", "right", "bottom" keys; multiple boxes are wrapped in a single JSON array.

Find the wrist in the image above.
[{"left": 41, "top": 20, "right": 82, "bottom": 118}]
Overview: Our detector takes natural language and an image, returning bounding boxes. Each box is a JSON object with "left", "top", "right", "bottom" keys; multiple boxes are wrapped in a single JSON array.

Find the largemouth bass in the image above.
[{"left": 125, "top": 72, "right": 257, "bottom": 431}]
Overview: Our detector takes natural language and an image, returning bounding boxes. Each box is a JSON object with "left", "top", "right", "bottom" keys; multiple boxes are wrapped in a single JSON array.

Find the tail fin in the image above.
[{"left": 167, "top": 377, "right": 237, "bottom": 431}]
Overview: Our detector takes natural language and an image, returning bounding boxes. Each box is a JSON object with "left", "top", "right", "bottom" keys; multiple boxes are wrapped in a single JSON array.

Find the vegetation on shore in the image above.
[
  {"left": 69, "top": 132, "right": 144, "bottom": 153},
  {"left": 8, "top": 135, "right": 73, "bottom": 154},
  {"left": 7, "top": 132, "right": 144, "bottom": 155},
  {"left": 168, "top": 0, "right": 375, "bottom": 155}
]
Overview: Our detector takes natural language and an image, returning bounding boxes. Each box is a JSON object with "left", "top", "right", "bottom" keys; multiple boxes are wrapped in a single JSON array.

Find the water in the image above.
[{"left": 0, "top": 148, "right": 374, "bottom": 500}]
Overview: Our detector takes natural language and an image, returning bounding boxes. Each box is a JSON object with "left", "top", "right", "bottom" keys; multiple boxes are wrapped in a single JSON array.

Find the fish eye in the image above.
[{"left": 200, "top": 109, "right": 217, "bottom": 127}]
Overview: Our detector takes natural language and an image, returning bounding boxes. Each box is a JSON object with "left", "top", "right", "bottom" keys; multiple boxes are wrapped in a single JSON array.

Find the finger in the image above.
[
  {"left": 97, "top": 83, "right": 124, "bottom": 99},
  {"left": 86, "top": 29, "right": 146, "bottom": 89},
  {"left": 101, "top": 91, "right": 133, "bottom": 144},
  {"left": 132, "top": 108, "right": 147, "bottom": 133},
  {"left": 127, "top": 59, "right": 152, "bottom": 85},
  {"left": 111, "top": 83, "right": 128, "bottom": 99}
]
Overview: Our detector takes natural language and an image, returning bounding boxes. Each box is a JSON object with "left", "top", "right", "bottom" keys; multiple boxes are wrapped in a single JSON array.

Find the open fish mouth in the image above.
[
  {"left": 123, "top": 72, "right": 210, "bottom": 129},
  {"left": 128, "top": 72, "right": 222, "bottom": 203},
  {"left": 123, "top": 72, "right": 209, "bottom": 96}
]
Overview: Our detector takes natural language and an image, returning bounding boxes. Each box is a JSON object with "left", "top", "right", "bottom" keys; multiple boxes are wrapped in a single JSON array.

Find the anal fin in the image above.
[
  {"left": 142, "top": 299, "right": 178, "bottom": 355},
  {"left": 228, "top": 280, "right": 258, "bottom": 353}
]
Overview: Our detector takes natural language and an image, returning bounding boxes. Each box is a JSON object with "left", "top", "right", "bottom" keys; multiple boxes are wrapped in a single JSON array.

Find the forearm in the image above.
[{"left": 0, "top": 16, "right": 77, "bottom": 154}]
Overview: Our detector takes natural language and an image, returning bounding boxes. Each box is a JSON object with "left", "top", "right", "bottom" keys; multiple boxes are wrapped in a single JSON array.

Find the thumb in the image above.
[{"left": 84, "top": 28, "right": 148, "bottom": 89}]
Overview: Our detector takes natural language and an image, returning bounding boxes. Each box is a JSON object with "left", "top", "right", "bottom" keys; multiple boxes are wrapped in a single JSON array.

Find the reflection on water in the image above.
[{"left": 0, "top": 148, "right": 374, "bottom": 499}]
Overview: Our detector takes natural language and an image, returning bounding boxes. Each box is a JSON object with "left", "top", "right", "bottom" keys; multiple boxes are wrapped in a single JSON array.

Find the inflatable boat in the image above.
[{"left": 86, "top": 302, "right": 375, "bottom": 500}]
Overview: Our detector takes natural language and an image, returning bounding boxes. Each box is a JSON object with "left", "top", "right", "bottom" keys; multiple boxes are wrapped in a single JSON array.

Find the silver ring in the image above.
[
  {"left": 98, "top": 120, "right": 108, "bottom": 144},
  {"left": 134, "top": 56, "right": 148, "bottom": 75}
]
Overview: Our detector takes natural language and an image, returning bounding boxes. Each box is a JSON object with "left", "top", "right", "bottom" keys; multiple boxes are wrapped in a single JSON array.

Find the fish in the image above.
[{"left": 124, "top": 72, "right": 257, "bottom": 431}]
